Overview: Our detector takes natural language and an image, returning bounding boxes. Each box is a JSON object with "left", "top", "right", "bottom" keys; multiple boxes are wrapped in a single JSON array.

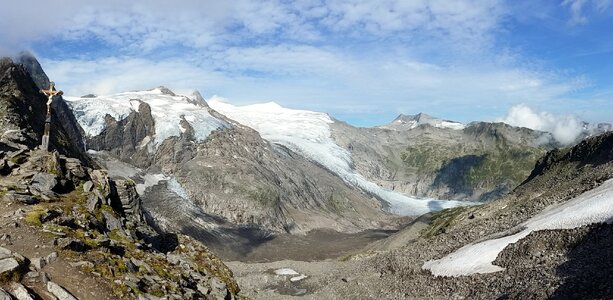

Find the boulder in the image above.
[
  {"left": 3, "top": 192, "right": 38, "bottom": 205},
  {"left": 9, "top": 283, "right": 34, "bottom": 300},
  {"left": 0, "top": 257, "right": 19, "bottom": 277},
  {"left": 83, "top": 180, "right": 94, "bottom": 192},
  {"left": 0, "top": 288, "right": 11, "bottom": 300},
  {"left": 86, "top": 193, "right": 100, "bottom": 213},
  {"left": 47, "top": 281, "right": 77, "bottom": 300},
  {"left": 55, "top": 238, "right": 87, "bottom": 252},
  {"left": 30, "top": 173, "right": 58, "bottom": 194},
  {"left": 31, "top": 257, "right": 45, "bottom": 270},
  {"left": 101, "top": 210, "right": 123, "bottom": 232}
]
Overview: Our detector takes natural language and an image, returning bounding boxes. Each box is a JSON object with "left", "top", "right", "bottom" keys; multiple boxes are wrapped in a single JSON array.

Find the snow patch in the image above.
[
  {"left": 423, "top": 179, "right": 613, "bottom": 276},
  {"left": 136, "top": 173, "right": 169, "bottom": 195},
  {"left": 65, "top": 88, "right": 229, "bottom": 149},
  {"left": 290, "top": 275, "right": 308, "bottom": 282},
  {"left": 209, "top": 97, "right": 468, "bottom": 216},
  {"left": 274, "top": 268, "right": 300, "bottom": 276}
]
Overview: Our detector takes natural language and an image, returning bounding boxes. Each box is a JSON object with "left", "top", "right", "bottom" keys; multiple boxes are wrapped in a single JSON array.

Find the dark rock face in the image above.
[
  {"left": 526, "top": 131, "right": 613, "bottom": 183},
  {"left": 87, "top": 101, "right": 155, "bottom": 168},
  {"left": 0, "top": 58, "right": 87, "bottom": 161}
]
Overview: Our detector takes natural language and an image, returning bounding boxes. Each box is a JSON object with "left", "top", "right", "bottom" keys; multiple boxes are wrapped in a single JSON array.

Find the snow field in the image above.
[{"left": 423, "top": 179, "right": 613, "bottom": 276}]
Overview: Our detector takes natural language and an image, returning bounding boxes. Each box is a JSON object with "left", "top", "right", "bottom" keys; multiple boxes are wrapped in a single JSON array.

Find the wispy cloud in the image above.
[{"left": 562, "top": 0, "right": 612, "bottom": 25}]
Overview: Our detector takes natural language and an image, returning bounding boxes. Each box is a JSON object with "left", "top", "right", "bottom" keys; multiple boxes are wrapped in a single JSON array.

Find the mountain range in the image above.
[{"left": 0, "top": 53, "right": 611, "bottom": 299}]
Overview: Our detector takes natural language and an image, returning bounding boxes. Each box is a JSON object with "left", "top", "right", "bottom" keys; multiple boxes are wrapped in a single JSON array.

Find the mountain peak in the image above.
[{"left": 382, "top": 112, "right": 465, "bottom": 131}]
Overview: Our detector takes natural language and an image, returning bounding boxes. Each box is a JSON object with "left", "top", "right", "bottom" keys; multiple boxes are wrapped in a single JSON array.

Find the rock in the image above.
[
  {"left": 55, "top": 238, "right": 87, "bottom": 252},
  {"left": 63, "top": 158, "right": 86, "bottom": 179},
  {"left": 31, "top": 257, "right": 45, "bottom": 270},
  {"left": 3, "top": 192, "right": 38, "bottom": 205},
  {"left": 7, "top": 149, "right": 26, "bottom": 159},
  {"left": 0, "top": 288, "right": 11, "bottom": 300},
  {"left": 114, "top": 179, "right": 143, "bottom": 221},
  {"left": 9, "top": 283, "right": 34, "bottom": 300},
  {"left": 83, "top": 180, "right": 94, "bottom": 192},
  {"left": 40, "top": 210, "right": 62, "bottom": 223},
  {"left": 40, "top": 272, "right": 50, "bottom": 284},
  {"left": 86, "top": 194, "right": 100, "bottom": 213},
  {"left": 45, "top": 252, "right": 58, "bottom": 264},
  {"left": 68, "top": 261, "right": 94, "bottom": 268},
  {"left": 46, "top": 281, "right": 77, "bottom": 300},
  {"left": 101, "top": 210, "right": 122, "bottom": 232},
  {"left": 30, "top": 173, "right": 58, "bottom": 193},
  {"left": 0, "top": 258, "right": 19, "bottom": 276},
  {"left": 125, "top": 259, "right": 138, "bottom": 273}
]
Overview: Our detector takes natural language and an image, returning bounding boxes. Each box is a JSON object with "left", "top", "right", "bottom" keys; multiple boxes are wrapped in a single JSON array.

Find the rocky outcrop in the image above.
[
  {"left": 87, "top": 101, "right": 155, "bottom": 168},
  {"left": 0, "top": 146, "right": 242, "bottom": 299},
  {"left": 0, "top": 57, "right": 87, "bottom": 162}
]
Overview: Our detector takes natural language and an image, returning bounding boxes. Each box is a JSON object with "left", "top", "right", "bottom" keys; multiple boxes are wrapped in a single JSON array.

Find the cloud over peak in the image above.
[{"left": 500, "top": 104, "right": 584, "bottom": 145}]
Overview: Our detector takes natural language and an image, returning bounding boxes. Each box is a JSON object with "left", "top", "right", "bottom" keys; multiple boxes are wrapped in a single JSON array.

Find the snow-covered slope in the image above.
[
  {"left": 65, "top": 88, "right": 229, "bottom": 148},
  {"left": 423, "top": 178, "right": 613, "bottom": 276},
  {"left": 208, "top": 98, "right": 469, "bottom": 216},
  {"left": 379, "top": 113, "right": 466, "bottom": 131}
]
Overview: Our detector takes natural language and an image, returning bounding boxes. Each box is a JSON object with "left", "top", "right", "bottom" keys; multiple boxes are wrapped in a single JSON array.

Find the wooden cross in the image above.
[
  {"left": 39, "top": 82, "right": 63, "bottom": 151},
  {"left": 40, "top": 81, "right": 63, "bottom": 114}
]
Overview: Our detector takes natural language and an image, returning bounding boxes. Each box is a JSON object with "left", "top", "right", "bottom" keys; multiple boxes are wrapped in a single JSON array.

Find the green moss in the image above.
[{"left": 421, "top": 207, "right": 468, "bottom": 238}]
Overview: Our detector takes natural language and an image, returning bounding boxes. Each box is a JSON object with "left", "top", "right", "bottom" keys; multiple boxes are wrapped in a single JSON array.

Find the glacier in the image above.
[
  {"left": 422, "top": 178, "right": 613, "bottom": 276},
  {"left": 65, "top": 88, "right": 229, "bottom": 148},
  {"left": 208, "top": 97, "right": 469, "bottom": 216}
]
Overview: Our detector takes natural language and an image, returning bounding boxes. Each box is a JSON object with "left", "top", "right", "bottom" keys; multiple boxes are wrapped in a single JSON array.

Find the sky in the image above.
[{"left": 1, "top": 0, "right": 612, "bottom": 128}]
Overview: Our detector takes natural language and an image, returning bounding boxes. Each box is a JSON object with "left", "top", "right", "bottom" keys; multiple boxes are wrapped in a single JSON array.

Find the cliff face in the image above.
[{"left": 0, "top": 57, "right": 87, "bottom": 162}]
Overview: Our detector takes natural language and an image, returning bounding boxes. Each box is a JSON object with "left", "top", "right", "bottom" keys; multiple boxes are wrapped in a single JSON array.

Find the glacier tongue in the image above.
[
  {"left": 65, "top": 88, "right": 229, "bottom": 148},
  {"left": 208, "top": 97, "right": 469, "bottom": 216}
]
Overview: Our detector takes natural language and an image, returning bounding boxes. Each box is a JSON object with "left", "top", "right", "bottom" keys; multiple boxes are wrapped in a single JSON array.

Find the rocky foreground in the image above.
[{"left": 0, "top": 148, "right": 242, "bottom": 299}]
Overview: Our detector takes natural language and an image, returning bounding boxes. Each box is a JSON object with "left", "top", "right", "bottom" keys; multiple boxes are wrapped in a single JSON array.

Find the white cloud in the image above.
[
  {"left": 1, "top": 1, "right": 600, "bottom": 127},
  {"left": 500, "top": 104, "right": 584, "bottom": 145}
]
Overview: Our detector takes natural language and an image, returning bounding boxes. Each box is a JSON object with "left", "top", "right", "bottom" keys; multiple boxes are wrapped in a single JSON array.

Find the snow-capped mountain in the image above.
[
  {"left": 208, "top": 98, "right": 469, "bottom": 215},
  {"left": 378, "top": 113, "right": 466, "bottom": 131},
  {"left": 64, "top": 87, "right": 229, "bottom": 149}
]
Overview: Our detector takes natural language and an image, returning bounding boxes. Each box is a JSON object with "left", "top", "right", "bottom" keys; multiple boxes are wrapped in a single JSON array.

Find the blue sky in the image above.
[{"left": 1, "top": 0, "right": 612, "bottom": 128}]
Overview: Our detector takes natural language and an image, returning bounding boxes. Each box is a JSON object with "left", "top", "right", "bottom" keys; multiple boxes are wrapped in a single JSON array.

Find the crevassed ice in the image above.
[
  {"left": 423, "top": 178, "right": 613, "bottom": 276},
  {"left": 208, "top": 97, "right": 469, "bottom": 216},
  {"left": 65, "top": 88, "right": 229, "bottom": 148}
]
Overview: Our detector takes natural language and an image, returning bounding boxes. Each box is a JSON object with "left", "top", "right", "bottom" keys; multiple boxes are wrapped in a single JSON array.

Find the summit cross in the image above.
[{"left": 39, "top": 81, "right": 63, "bottom": 151}]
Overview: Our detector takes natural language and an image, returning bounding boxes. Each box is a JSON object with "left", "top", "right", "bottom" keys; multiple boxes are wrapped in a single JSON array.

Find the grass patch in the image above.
[
  {"left": 24, "top": 205, "right": 47, "bottom": 226},
  {"left": 421, "top": 207, "right": 468, "bottom": 238}
]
